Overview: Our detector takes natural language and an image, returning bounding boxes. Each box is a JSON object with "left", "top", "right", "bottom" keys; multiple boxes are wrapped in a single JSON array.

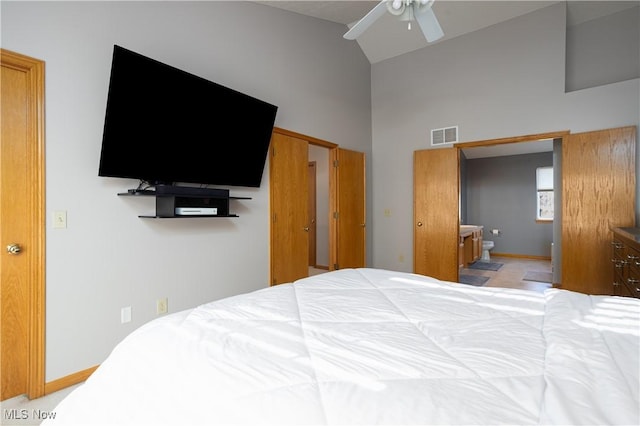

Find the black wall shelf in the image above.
[{"left": 118, "top": 189, "right": 250, "bottom": 218}]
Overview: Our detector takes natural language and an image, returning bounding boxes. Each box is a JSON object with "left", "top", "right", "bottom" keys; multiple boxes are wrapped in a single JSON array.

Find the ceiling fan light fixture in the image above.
[
  {"left": 343, "top": 0, "right": 443, "bottom": 42},
  {"left": 387, "top": 0, "right": 406, "bottom": 16}
]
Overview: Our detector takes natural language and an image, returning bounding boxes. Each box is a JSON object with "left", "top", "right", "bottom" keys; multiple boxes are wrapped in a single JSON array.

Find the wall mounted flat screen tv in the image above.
[{"left": 98, "top": 45, "right": 278, "bottom": 188}]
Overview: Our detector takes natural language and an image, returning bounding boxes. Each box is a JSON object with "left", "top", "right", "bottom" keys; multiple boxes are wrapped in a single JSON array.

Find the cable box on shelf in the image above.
[
  {"left": 118, "top": 186, "right": 251, "bottom": 218},
  {"left": 157, "top": 195, "right": 229, "bottom": 217},
  {"left": 174, "top": 207, "right": 218, "bottom": 216}
]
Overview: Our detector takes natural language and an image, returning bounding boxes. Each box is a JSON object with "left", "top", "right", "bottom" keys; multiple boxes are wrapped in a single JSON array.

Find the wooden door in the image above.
[
  {"left": 414, "top": 148, "right": 459, "bottom": 282},
  {"left": 308, "top": 162, "right": 317, "bottom": 267},
  {"left": 331, "top": 148, "right": 366, "bottom": 269},
  {"left": 1, "top": 49, "right": 46, "bottom": 400},
  {"left": 270, "top": 132, "right": 309, "bottom": 285},
  {"left": 562, "top": 126, "right": 636, "bottom": 295}
]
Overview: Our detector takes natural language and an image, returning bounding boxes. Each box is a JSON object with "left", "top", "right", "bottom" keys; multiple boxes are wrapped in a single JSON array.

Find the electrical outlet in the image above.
[
  {"left": 121, "top": 306, "right": 131, "bottom": 323},
  {"left": 52, "top": 211, "right": 67, "bottom": 229},
  {"left": 156, "top": 298, "right": 168, "bottom": 315}
]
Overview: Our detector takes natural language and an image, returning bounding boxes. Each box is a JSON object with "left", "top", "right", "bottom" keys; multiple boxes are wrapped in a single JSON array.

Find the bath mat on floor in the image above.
[
  {"left": 468, "top": 262, "right": 503, "bottom": 271},
  {"left": 459, "top": 274, "right": 489, "bottom": 287},
  {"left": 523, "top": 271, "right": 553, "bottom": 283}
]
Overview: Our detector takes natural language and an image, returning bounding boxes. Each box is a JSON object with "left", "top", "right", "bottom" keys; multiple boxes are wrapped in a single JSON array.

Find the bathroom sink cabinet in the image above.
[{"left": 459, "top": 226, "right": 483, "bottom": 268}]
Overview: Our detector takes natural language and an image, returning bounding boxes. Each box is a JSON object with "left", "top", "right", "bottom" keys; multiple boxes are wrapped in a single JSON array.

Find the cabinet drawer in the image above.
[
  {"left": 611, "top": 228, "right": 640, "bottom": 299},
  {"left": 617, "top": 281, "right": 635, "bottom": 297},
  {"left": 612, "top": 239, "right": 625, "bottom": 260},
  {"left": 625, "top": 244, "right": 640, "bottom": 297},
  {"left": 628, "top": 245, "right": 640, "bottom": 274},
  {"left": 621, "top": 279, "right": 640, "bottom": 298}
]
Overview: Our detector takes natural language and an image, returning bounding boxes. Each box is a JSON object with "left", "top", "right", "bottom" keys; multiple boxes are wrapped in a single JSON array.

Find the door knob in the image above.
[
  {"left": 417, "top": 222, "right": 423, "bottom": 227},
  {"left": 7, "top": 243, "right": 22, "bottom": 255},
  {"left": 303, "top": 227, "right": 309, "bottom": 232}
]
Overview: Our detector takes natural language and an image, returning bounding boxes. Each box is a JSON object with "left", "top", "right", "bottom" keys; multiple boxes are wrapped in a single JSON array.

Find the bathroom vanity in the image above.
[{"left": 460, "top": 225, "right": 483, "bottom": 268}]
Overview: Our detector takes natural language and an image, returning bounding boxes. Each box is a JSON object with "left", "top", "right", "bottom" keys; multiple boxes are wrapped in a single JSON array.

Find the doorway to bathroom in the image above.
[
  {"left": 415, "top": 127, "right": 635, "bottom": 293},
  {"left": 459, "top": 137, "right": 561, "bottom": 285}
]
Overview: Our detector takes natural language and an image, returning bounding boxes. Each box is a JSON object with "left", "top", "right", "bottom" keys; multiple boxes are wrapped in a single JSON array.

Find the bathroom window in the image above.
[{"left": 536, "top": 166, "right": 554, "bottom": 221}]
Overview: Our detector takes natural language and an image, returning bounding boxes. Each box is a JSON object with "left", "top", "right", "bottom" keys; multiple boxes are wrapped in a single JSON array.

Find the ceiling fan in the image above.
[{"left": 344, "top": 0, "right": 444, "bottom": 42}]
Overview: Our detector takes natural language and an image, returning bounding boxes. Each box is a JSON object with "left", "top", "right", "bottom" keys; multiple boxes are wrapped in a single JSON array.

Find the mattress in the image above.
[{"left": 44, "top": 268, "right": 639, "bottom": 425}]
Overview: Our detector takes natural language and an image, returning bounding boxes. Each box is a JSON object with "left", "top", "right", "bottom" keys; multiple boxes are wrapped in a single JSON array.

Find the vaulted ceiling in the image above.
[{"left": 258, "top": 1, "right": 639, "bottom": 63}]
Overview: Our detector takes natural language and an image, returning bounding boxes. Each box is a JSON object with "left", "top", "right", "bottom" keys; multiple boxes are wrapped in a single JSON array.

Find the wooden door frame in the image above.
[
  {"left": 454, "top": 131, "right": 569, "bottom": 150},
  {"left": 1, "top": 49, "right": 46, "bottom": 399},
  {"left": 454, "top": 130, "right": 569, "bottom": 286}
]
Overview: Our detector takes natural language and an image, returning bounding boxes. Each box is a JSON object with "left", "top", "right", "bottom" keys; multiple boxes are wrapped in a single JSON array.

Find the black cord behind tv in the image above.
[{"left": 98, "top": 45, "right": 278, "bottom": 188}]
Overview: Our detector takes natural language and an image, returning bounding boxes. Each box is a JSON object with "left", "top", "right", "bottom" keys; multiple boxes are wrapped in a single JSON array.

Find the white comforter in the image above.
[{"left": 45, "top": 268, "right": 639, "bottom": 425}]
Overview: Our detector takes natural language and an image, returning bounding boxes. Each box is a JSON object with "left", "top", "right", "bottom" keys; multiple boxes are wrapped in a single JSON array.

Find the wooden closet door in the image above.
[
  {"left": 269, "top": 132, "right": 309, "bottom": 285},
  {"left": 562, "top": 126, "right": 636, "bottom": 295},
  {"left": 414, "top": 148, "right": 459, "bottom": 282},
  {"left": 1, "top": 49, "right": 46, "bottom": 400},
  {"left": 331, "top": 148, "right": 366, "bottom": 269}
]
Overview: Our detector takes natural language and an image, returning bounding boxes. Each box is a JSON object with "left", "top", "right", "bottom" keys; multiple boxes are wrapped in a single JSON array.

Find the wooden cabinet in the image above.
[
  {"left": 473, "top": 228, "right": 483, "bottom": 262},
  {"left": 459, "top": 226, "right": 483, "bottom": 268},
  {"left": 612, "top": 227, "right": 640, "bottom": 298}
]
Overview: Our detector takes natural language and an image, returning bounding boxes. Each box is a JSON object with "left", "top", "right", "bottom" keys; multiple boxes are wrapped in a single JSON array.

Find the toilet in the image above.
[{"left": 481, "top": 240, "right": 494, "bottom": 262}]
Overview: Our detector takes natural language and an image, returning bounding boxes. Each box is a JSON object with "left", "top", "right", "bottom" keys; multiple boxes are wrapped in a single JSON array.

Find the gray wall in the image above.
[
  {"left": 566, "top": 5, "right": 640, "bottom": 92},
  {"left": 464, "top": 152, "right": 554, "bottom": 258},
  {"left": 371, "top": 2, "right": 639, "bottom": 273},
  {"left": 1, "top": 1, "right": 371, "bottom": 381}
]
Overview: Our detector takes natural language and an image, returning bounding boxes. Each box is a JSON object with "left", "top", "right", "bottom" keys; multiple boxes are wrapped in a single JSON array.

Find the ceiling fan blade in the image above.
[
  {"left": 415, "top": 6, "right": 444, "bottom": 42},
  {"left": 343, "top": 0, "right": 388, "bottom": 40}
]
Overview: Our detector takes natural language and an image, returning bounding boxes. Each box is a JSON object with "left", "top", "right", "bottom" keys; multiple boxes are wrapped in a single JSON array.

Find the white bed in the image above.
[{"left": 44, "top": 268, "right": 639, "bottom": 425}]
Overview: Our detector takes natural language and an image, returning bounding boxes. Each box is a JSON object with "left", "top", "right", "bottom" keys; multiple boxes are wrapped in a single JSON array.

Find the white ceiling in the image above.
[{"left": 258, "top": 1, "right": 639, "bottom": 64}]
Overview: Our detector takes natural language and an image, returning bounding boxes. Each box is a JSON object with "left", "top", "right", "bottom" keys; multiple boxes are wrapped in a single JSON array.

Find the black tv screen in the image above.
[{"left": 98, "top": 45, "right": 278, "bottom": 188}]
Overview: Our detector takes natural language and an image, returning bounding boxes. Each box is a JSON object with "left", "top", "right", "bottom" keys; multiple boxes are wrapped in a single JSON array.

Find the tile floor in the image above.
[{"left": 462, "top": 255, "right": 553, "bottom": 293}]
